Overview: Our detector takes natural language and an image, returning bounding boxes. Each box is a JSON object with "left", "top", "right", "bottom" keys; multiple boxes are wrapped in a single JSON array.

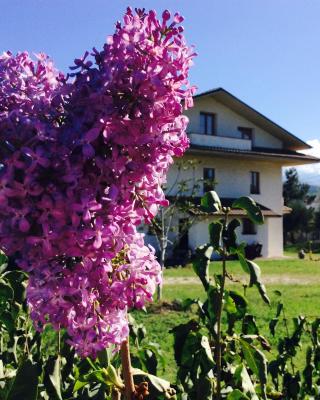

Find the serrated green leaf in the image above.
[{"left": 232, "top": 197, "right": 264, "bottom": 224}]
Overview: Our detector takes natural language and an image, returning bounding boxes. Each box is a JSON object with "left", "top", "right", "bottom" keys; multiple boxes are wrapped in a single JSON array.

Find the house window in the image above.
[
  {"left": 203, "top": 168, "right": 215, "bottom": 192},
  {"left": 238, "top": 127, "right": 253, "bottom": 140},
  {"left": 250, "top": 171, "right": 260, "bottom": 194},
  {"left": 200, "top": 112, "right": 215, "bottom": 135},
  {"left": 242, "top": 218, "right": 257, "bottom": 235}
]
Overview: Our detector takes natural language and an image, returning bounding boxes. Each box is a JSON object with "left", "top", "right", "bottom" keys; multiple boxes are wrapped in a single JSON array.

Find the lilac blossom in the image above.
[{"left": 0, "top": 8, "right": 196, "bottom": 357}]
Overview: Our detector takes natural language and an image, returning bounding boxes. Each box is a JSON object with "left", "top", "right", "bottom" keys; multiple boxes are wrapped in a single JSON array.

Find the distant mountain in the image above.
[
  {"left": 308, "top": 185, "right": 320, "bottom": 195},
  {"left": 308, "top": 185, "right": 320, "bottom": 208},
  {"left": 297, "top": 171, "right": 320, "bottom": 187},
  {"left": 296, "top": 138, "right": 320, "bottom": 186}
]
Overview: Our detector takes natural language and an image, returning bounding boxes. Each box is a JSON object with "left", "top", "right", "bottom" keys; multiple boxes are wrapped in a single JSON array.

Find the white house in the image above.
[{"left": 147, "top": 88, "right": 320, "bottom": 259}]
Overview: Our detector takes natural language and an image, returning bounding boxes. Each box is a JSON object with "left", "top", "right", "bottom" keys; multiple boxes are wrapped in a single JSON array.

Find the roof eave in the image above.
[
  {"left": 193, "top": 88, "right": 312, "bottom": 151},
  {"left": 187, "top": 145, "right": 320, "bottom": 166}
]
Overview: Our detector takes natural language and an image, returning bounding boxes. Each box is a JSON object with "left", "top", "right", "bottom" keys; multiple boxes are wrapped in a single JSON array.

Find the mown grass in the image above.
[
  {"left": 164, "top": 257, "right": 320, "bottom": 280},
  {"left": 134, "top": 257, "right": 320, "bottom": 382}
]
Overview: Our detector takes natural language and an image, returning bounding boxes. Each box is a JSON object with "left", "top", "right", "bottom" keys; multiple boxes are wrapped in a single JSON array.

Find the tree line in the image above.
[{"left": 283, "top": 168, "right": 320, "bottom": 245}]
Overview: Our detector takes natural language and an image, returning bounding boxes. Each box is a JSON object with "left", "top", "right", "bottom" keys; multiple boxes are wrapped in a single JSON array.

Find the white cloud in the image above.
[{"left": 296, "top": 139, "right": 320, "bottom": 185}]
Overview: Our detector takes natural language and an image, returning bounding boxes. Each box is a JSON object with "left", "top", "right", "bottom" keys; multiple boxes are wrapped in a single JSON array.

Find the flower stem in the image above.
[
  {"left": 111, "top": 388, "right": 121, "bottom": 400},
  {"left": 121, "top": 339, "right": 135, "bottom": 400}
]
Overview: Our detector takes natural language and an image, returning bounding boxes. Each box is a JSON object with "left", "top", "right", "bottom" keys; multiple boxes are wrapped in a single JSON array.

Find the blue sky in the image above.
[{"left": 1, "top": 1, "right": 320, "bottom": 149}]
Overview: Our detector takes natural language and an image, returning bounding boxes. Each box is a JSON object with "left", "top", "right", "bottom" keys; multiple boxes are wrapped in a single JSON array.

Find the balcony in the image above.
[{"left": 188, "top": 133, "right": 252, "bottom": 151}]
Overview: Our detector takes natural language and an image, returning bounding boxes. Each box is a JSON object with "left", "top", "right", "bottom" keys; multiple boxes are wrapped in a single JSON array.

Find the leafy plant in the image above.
[
  {"left": 0, "top": 253, "right": 175, "bottom": 399},
  {"left": 171, "top": 191, "right": 320, "bottom": 399}
]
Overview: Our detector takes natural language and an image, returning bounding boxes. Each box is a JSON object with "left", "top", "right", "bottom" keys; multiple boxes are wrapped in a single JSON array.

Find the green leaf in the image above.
[
  {"left": 240, "top": 339, "right": 268, "bottom": 399},
  {"left": 234, "top": 364, "right": 258, "bottom": 400},
  {"left": 0, "top": 310, "right": 15, "bottom": 334},
  {"left": 207, "top": 285, "right": 220, "bottom": 325},
  {"left": 228, "top": 290, "right": 248, "bottom": 319},
  {"left": 129, "top": 314, "right": 146, "bottom": 345},
  {"left": 311, "top": 318, "right": 320, "bottom": 345},
  {"left": 44, "top": 356, "right": 62, "bottom": 400},
  {"left": 192, "top": 245, "right": 213, "bottom": 290},
  {"left": 170, "top": 320, "right": 199, "bottom": 366},
  {"left": 232, "top": 197, "right": 264, "bottom": 224},
  {"left": 0, "top": 251, "right": 8, "bottom": 274},
  {"left": 131, "top": 368, "right": 172, "bottom": 394},
  {"left": 276, "top": 302, "right": 283, "bottom": 318},
  {"left": 208, "top": 221, "right": 223, "bottom": 249},
  {"left": 201, "top": 191, "right": 221, "bottom": 213},
  {"left": 227, "top": 389, "right": 250, "bottom": 400},
  {"left": 269, "top": 318, "right": 279, "bottom": 336},
  {"left": 4, "top": 271, "right": 27, "bottom": 304},
  {"left": 83, "top": 369, "right": 106, "bottom": 384},
  {"left": 142, "top": 342, "right": 166, "bottom": 372},
  {"left": 283, "top": 372, "right": 301, "bottom": 398},
  {"left": 103, "top": 364, "right": 124, "bottom": 389},
  {"left": 199, "top": 335, "right": 215, "bottom": 374},
  {"left": 224, "top": 218, "right": 241, "bottom": 250},
  {"left": 0, "top": 280, "right": 14, "bottom": 302},
  {"left": 238, "top": 254, "right": 270, "bottom": 305},
  {"left": 242, "top": 315, "right": 259, "bottom": 335},
  {"left": 195, "top": 376, "right": 214, "bottom": 400},
  {"left": 7, "top": 359, "right": 39, "bottom": 400},
  {"left": 73, "top": 379, "right": 88, "bottom": 393},
  {"left": 224, "top": 292, "right": 238, "bottom": 315}
]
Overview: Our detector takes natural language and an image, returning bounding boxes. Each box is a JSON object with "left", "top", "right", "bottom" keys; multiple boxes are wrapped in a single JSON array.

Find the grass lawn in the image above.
[
  {"left": 164, "top": 257, "right": 320, "bottom": 280},
  {"left": 133, "top": 257, "right": 320, "bottom": 382}
]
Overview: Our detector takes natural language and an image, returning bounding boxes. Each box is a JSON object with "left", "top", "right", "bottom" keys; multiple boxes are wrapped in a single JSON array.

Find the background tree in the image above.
[
  {"left": 315, "top": 206, "right": 320, "bottom": 232},
  {"left": 283, "top": 168, "right": 316, "bottom": 244},
  {"left": 149, "top": 159, "right": 212, "bottom": 300}
]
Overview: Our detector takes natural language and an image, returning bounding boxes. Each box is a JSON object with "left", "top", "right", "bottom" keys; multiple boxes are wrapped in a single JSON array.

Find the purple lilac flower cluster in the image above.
[{"left": 0, "top": 8, "right": 195, "bottom": 357}]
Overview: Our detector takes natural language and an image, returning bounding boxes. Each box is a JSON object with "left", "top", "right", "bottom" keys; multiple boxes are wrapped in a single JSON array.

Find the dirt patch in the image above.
[{"left": 164, "top": 275, "right": 320, "bottom": 286}]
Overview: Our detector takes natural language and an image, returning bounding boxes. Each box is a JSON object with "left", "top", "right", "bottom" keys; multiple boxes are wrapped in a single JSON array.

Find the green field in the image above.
[{"left": 133, "top": 257, "right": 320, "bottom": 381}]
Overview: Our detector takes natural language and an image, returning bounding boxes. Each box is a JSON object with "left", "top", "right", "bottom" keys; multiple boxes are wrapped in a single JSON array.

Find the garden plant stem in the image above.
[
  {"left": 215, "top": 210, "right": 228, "bottom": 399},
  {"left": 121, "top": 339, "right": 135, "bottom": 400}
]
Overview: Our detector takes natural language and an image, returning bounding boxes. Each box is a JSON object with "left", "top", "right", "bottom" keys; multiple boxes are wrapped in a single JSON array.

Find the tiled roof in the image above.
[{"left": 167, "top": 196, "right": 283, "bottom": 217}]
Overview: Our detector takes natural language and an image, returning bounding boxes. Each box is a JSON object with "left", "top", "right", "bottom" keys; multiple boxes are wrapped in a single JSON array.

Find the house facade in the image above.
[{"left": 147, "top": 88, "right": 320, "bottom": 258}]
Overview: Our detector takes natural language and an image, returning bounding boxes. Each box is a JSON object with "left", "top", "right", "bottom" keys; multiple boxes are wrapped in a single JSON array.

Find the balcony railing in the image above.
[{"left": 188, "top": 133, "right": 252, "bottom": 151}]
